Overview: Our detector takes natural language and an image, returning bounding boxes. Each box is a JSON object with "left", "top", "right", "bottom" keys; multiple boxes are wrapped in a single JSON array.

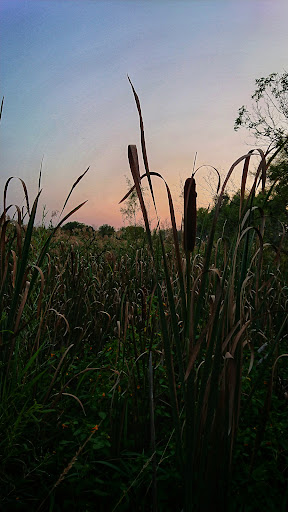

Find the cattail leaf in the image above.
[
  {"left": 4, "top": 177, "right": 30, "bottom": 217},
  {"left": 43, "top": 344, "right": 74, "bottom": 404},
  {"left": 7, "top": 190, "right": 41, "bottom": 334},
  {"left": 60, "top": 166, "right": 90, "bottom": 218},
  {"left": 240, "top": 151, "right": 253, "bottom": 217},
  {"left": 194, "top": 164, "right": 221, "bottom": 195},
  {"left": 0, "top": 96, "right": 4, "bottom": 121},
  {"left": 120, "top": 170, "right": 186, "bottom": 314},
  {"left": 127, "top": 76, "right": 158, "bottom": 214},
  {"left": 49, "top": 308, "right": 70, "bottom": 336},
  {"left": 127, "top": 145, "right": 151, "bottom": 241},
  {"left": 159, "top": 232, "right": 184, "bottom": 384},
  {"left": 38, "top": 156, "right": 44, "bottom": 193},
  {"left": 183, "top": 177, "right": 197, "bottom": 252},
  {"left": 62, "top": 393, "right": 86, "bottom": 416}
]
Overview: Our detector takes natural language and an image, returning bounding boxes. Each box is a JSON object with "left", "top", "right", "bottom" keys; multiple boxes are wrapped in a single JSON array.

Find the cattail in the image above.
[{"left": 183, "top": 176, "right": 197, "bottom": 252}]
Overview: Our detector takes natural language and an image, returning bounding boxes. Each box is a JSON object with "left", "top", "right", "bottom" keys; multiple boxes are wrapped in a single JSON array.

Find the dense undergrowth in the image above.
[
  {"left": 1, "top": 189, "right": 287, "bottom": 511},
  {"left": 1, "top": 90, "right": 288, "bottom": 511}
]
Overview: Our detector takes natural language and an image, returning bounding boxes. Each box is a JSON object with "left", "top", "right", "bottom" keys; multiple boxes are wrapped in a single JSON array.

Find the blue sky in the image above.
[{"left": 1, "top": 0, "right": 287, "bottom": 228}]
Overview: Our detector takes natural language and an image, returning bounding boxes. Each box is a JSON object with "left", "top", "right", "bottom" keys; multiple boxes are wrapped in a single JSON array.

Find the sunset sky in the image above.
[{"left": 1, "top": 0, "right": 287, "bottom": 229}]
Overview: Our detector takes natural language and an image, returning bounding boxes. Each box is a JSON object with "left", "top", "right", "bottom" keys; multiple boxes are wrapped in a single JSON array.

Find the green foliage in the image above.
[
  {"left": 120, "top": 176, "right": 140, "bottom": 225},
  {"left": 62, "top": 221, "right": 93, "bottom": 232},
  {"left": 122, "top": 80, "right": 288, "bottom": 512},
  {"left": 267, "top": 151, "right": 288, "bottom": 208},
  {"left": 234, "top": 71, "right": 288, "bottom": 150},
  {"left": 1, "top": 189, "right": 287, "bottom": 510},
  {"left": 119, "top": 225, "right": 145, "bottom": 240},
  {"left": 196, "top": 184, "right": 288, "bottom": 254},
  {"left": 98, "top": 224, "right": 115, "bottom": 237},
  {"left": 1, "top": 88, "right": 288, "bottom": 511}
]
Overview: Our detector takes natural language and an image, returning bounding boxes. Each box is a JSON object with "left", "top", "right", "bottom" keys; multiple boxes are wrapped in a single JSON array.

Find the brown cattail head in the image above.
[{"left": 183, "top": 177, "right": 197, "bottom": 252}]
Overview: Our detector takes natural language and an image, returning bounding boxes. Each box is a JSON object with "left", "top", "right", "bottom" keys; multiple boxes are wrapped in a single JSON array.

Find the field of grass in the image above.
[{"left": 1, "top": 92, "right": 287, "bottom": 511}]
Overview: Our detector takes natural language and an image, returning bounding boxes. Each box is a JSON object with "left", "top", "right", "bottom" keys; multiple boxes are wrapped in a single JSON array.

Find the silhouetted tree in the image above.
[{"left": 98, "top": 224, "right": 115, "bottom": 237}]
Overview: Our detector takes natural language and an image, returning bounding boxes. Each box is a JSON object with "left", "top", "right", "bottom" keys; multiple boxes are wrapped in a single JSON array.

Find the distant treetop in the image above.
[
  {"left": 98, "top": 224, "right": 115, "bottom": 237},
  {"left": 234, "top": 71, "right": 288, "bottom": 156},
  {"left": 62, "top": 221, "right": 94, "bottom": 232}
]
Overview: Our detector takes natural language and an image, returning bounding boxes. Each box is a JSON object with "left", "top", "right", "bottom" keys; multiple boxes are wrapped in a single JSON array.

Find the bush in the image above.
[
  {"left": 98, "top": 224, "right": 115, "bottom": 237},
  {"left": 62, "top": 221, "right": 91, "bottom": 232},
  {"left": 119, "top": 225, "right": 145, "bottom": 240}
]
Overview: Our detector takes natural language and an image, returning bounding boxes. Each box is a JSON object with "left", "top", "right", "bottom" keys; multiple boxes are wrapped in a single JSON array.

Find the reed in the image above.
[
  {"left": 122, "top": 80, "right": 288, "bottom": 511},
  {"left": 0, "top": 93, "right": 287, "bottom": 510}
]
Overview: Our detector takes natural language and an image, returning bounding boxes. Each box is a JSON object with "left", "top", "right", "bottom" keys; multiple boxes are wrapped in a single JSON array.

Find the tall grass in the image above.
[
  {"left": 0, "top": 92, "right": 287, "bottom": 510},
  {"left": 122, "top": 81, "right": 288, "bottom": 511}
]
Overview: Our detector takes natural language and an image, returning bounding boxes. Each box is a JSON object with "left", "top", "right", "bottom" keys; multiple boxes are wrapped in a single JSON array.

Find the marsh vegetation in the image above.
[{"left": 0, "top": 83, "right": 287, "bottom": 511}]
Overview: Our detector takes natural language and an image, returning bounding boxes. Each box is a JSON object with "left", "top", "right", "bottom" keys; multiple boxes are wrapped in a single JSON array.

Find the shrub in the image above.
[{"left": 98, "top": 224, "right": 115, "bottom": 237}]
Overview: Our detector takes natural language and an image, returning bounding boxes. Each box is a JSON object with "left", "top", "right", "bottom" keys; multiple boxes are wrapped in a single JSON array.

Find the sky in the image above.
[{"left": 1, "top": 0, "right": 288, "bottom": 229}]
